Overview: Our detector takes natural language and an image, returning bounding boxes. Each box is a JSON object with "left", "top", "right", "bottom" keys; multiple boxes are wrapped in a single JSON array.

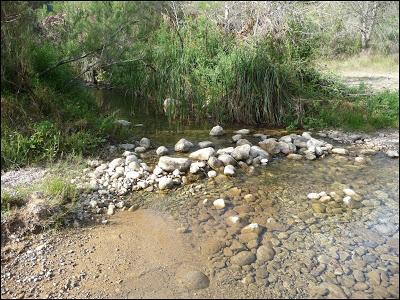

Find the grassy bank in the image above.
[{"left": 1, "top": 2, "right": 399, "bottom": 171}]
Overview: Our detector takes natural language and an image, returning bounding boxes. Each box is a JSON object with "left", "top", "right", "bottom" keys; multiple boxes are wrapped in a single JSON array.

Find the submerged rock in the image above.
[{"left": 231, "top": 251, "right": 256, "bottom": 266}]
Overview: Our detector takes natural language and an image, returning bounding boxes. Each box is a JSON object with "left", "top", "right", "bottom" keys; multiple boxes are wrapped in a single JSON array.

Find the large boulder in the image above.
[
  {"left": 209, "top": 125, "right": 224, "bottom": 136},
  {"left": 218, "top": 154, "right": 237, "bottom": 166},
  {"left": 189, "top": 147, "right": 215, "bottom": 161},
  {"left": 208, "top": 156, "right": 223, "bottom": 170},
  {"left": 259, "top": 138, "right": 280, "bottom": 155},
  {"left": 158, "top": 156, "right": 191, "bottom": 172},
  {"left": 278, "top": 141, "right": 296, "bottom": 154},
  {"left": 250, "top": 146, "right": 270, "bottom": 159},
  {"left": 217, "top": 147, "right": 234, "bottom": 155},
  {"left": 174, "top": 138, "right": 194, "bottom": 152},
  {"left": 293, "top": 136, "right": 309, "bottom": 148},
  {"left": 231, "top": 144, "right": 251, "bottom": 161}
]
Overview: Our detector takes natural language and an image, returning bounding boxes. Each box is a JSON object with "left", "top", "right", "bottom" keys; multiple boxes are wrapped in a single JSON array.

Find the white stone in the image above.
[
  {"left": 343, "top": 188, "right": 356, "bottom": 197},
  {"left": 189, "top": 147, "right": 215, "bottom": 161},
  {"left": 158, "top": 156, "right": 191, "bottom": 172},
  {"left": 156, "top": 146, "right": 169, "bottom": 156},
  {"left": 213, "top": 199, "right": 225, "bottom": 209},
  {"left": 228, "top": 216, "right": 240, "bottom": 225},
  {"left": 126, "top": 171, "right": 141, "bottom": 179},
  {"left": 343, "top": 196, "right": 352, "bottom": 206},
  {"left": 307, "top": 193, "right": 320, "bottom": 200},
  {"left": 224, "top": 165, "right": 236, "bottom": 176},
  {"left": 209, "top": 125, "right": 224, "bottom": 136},
  {"left": 332, "top": 148, "right": 348, "bottom": 155},
  {"left": 207, "top": 170, "right": 217, "bottom": 178},
  {"left": 159, "top": 177, "right": 174, "bottom": 190},
  {"left": 174, "top": 138, "right": 194, "bottom": 152}
]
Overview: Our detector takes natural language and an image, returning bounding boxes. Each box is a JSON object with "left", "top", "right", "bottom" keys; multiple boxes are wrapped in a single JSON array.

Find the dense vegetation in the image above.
[{"left": 1, "top": 1, "right": 399, "bottom": 169}]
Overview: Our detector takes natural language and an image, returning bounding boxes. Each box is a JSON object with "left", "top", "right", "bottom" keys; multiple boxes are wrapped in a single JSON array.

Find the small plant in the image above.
[{"left": 43, "top": 176, "right": 77, "bottom": 204}]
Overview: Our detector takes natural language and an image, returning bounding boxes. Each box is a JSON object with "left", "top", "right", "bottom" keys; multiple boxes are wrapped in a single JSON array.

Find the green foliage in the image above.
[
  {"left": 302, "top": 91, "right": 399, "bottom": 130},
  {"left": 43, "top": 176, "right": 77, "bottom": 204}
]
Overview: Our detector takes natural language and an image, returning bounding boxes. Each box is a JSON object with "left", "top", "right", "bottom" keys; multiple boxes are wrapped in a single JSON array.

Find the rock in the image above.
[
  {"left": 343, "top": 196, "right": 352, "bottom": 206},
  {"left": 198, "top": 141, "right": 214, "bottom": 148},
  {"left": 256, "top": 244, "right": 275, "bottom": 263},
  {"left": 213, "top": 199, "right": 225, "bottom": 209},
  {"left": 125, "top": 155, "right": 138, "bottom": 165},
  {"left": 158, "top": 177, "right": 174, "bottom": 190},
  {"left": 353, "top": 270, "right": 365, "bottom": 282},
  {"left": 278, "top": 141, "right": 295, "bottom": 154},
  {"left": 119, "top": 144, "right": 135, "bottom": 151},
  {"left": 189, "top": 147, "right": 215, "bottom": 161},
  {"left": 250, "top": 146, "right": 270, "bottom": 159},
  {"left": 332, "top": 148, "right": 348, "bottom": 155},
  {"left": 158, "top": 156, "right": 191, "bottom": 172},
  {"left": 312, "top": 202, "right": 326, "bottom": 213},
  {"left": 208, "top": 156, "right": 223, "bottom": 170},
  {"left": 217, "top": 147, "right": 234, "bottom": 155},
  {"left": 234, "top": 129, "right": 250, "bottom": 135},
  {"left": 279, "top": 135, "right": 293, "bottom": 143},
  {"left": 139, "top": 137, "right": 151, "bottom": 149},
  {"left": 190, "top": 163, "right": 200, "bottom": 174},
  {"left": 231, "top": 251, "right": 256, "bottom": 266},
  {"left": 343, "top": 188, "right": 357, "bottom": 197},
  {"left": 107, "top": 204, "right": 115, "bottom": 215},
  {"left": 287, "top": 153, "right": 303, "bottom": 160},
  {"left": 218, "top": 154, "right": 237, "bottom": 166},
  {"left": 386, "top": 150, "right": 399, "bottom": 158},
  {"left": 355, "top": 157, "right": 366, "bottom": 164},
  {"left": 153, "top": 165, "right": 164, "bottom": 175},
  {"left": 208, "top": 170, "right": 217, "bottom": 178},
  {"left": 201, "top": 239, "right": 225, "bottom": 256},
  {"left": 231, "top": 144, "right": 251, "bottom": 161},
  {"left": 135, "top": 146, "right": 147, "bottom": 153},
  {"left": 232, "top": 134, "right": 242, "bottom": 142},
  {"left": 307, "top": 193, "right": 320, "bottom": 200},
  {"left": 293, "top": 136, "right": 309, "bottom": 148},
  {"left": 224, "top": 165, "right": 235, "bottom": 176},
  {"left": 259, "top": 138, "right": 280, "bottom": 155},
  {"left": 227, "top": 216, "right": 240, "bottom": 225},
  {"left": 109, "top": 158, "right": 124, "bottom": 170},
  {"left": 241, "top": 223, "right": 261, "bottom": 235},
  {"left": 236, "top": 139, "right": 251, "bottom": 146},
  {"left": 177, "top": 270, "right": 209, "bottom": 290},
  {"left": 305, "top": 152, "right": 317, "bottom": 160},
  {"left": 126, "top": 171, "right": 141, "bottom": 179},
  {"left": 174, "top": 138, "right": 194, "bottom": 152},
  {"left": 114, "top": 119, "right": 131, "bottom": 126},
  {"left": 156, "top": 146, "right": 169, "bottom": 156},
  {"left": 209, "top": 125, "right": 224, "bottom": 136}
]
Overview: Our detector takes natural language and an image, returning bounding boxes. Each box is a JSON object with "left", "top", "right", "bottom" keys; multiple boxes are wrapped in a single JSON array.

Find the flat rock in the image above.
[
  {"left": 189, "top": 147, "right": 215, "bottom": 161},
  {"left": 158, "top": 156, "right": 191, "bottom": 172}
]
